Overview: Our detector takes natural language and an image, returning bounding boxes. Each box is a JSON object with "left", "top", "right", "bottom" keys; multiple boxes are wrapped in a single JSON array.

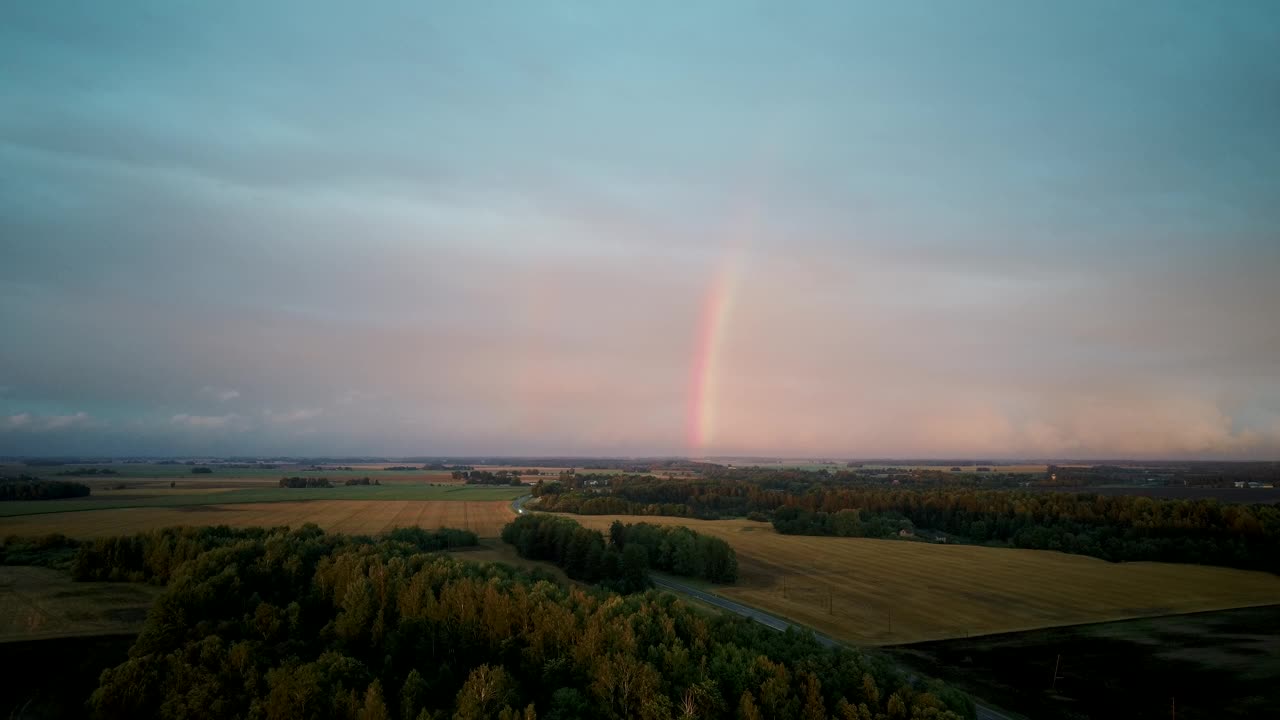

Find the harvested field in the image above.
[
  {"left": 565, "top": 514, "right": 1280, "bottom": 645},
  {"left": 0, "top": 483, "right": 525, "bottom": 518},
  {"left": 0, "top": 566, "right": 160, "bottom": 642},
  {"left": 0, "top": 500, "right": 516, "bottom": 539}
]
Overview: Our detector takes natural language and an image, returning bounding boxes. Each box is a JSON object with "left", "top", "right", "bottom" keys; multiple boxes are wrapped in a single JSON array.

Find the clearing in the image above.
[{"left": 0, "top": 565, "right": 160, "bottom": 642}]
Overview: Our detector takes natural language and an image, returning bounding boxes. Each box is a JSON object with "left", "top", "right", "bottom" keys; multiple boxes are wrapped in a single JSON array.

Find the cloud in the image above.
[
  {"left": 335, "top": 390, "right": 374, "bottom": 405},
  {"left": 2, "top": 411, "right": 91, "bottom": 432},
  {"left": 200, "top": 386, "right": 240, "bottom": 402},
  {"left": 265, "top": 408, "right": 324, "bottom": 424},
  {"left": 171, "top": 413, "right": 238, "bottom": 429},
  {"left": 0, "top": 3, "right": 1277, "bottom": 458}
]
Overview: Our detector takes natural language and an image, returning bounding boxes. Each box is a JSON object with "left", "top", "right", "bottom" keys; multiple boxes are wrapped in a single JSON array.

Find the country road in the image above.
[
  {"left": 651, "top": 575, "right": 1018, "bottom": 720},
  {"left": 510, "top": 494, "right": 533, "bottom": 515},
  {"left": 650, "top": 576, "right": 838, "bottom": 642}
]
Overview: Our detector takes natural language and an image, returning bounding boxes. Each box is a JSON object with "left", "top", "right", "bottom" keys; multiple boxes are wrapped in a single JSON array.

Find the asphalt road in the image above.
[
  {"left": 651, "top": 575, "right": 1017, "bottom": 720},
  {"left": 511, "top": 494, "right": 533, "bottom": 514},
  {"left": 650, "top": 576, "right": 837, "bottom": 643}
]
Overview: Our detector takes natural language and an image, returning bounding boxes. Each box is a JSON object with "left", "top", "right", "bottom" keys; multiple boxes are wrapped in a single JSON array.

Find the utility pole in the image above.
[
  {"left": 1171, "top": 696, "right": 1175, "bottom": 720},
  {"left": 1051, "top": 655, "right": 1063, "bottom": 691}
]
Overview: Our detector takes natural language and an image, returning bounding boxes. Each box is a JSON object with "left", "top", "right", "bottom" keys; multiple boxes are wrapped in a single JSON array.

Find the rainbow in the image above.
[{"left": 687, "top": 255, "right": 738, "bottom": 451}]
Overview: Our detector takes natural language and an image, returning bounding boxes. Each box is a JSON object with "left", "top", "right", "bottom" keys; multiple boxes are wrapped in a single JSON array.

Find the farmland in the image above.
[
  {"left": 564, "top": 514, "right": 1280, "bottom": 645},
  {"left": 890, "top": 605, "right": 1280, "bottom": 720},
  {"left": 0, "top": 499, "right": 517, "bottom": 539},
  {"left": 0, "top": 483, "right": 525, "bottom": 518}
]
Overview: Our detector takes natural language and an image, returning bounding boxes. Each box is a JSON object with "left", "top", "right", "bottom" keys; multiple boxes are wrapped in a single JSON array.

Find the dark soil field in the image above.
[{"left": 888, "top": 605, "right": 1280, "bottom": 720}]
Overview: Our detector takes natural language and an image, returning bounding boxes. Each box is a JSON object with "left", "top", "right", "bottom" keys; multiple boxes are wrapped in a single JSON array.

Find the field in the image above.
[
  {"left": 0, "top": 483, "right": 525, "bottom": 518},
  {"left": 890, "top": 605, "right": 1280, "bottom": 720},
  {"left": 1, "top": 499, "right": 517, "bottom": 539},
  {"left": 564, "top": 515, "right": 1280, "bottom": 645},
  {"left": 0, "top": 565, "right": 159, "bottom": 642}
]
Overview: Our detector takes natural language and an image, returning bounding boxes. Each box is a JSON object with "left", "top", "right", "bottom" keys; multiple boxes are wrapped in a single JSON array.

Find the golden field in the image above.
[
  {"left": 1, "top": 500, "right": 516, "bottom": 539},
  {"left": 566, "top": 514, "right": 1280, "bottom": 645}
]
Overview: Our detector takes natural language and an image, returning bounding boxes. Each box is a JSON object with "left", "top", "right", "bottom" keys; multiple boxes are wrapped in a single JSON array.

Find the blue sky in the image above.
[{"left": 2, "top": 2, "right": 1278, "bottom": 457}]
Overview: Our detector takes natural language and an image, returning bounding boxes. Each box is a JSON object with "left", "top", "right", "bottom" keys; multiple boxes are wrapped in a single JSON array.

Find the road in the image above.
[
  {"left": 651, "top": 575, "right": 1018, "bottom": 720},
  {"left": 510, "top": 494, "right": 533, "bottom": 515},
  {"left": 650, "top": 576, "right": 838, "bottom": 644}
]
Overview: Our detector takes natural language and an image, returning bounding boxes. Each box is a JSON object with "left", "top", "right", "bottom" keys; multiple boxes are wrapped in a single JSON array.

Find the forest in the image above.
[
  {"left": 2, "top": 524, "right": 972, "bottom": 719},
  {"left": 0, "top": 475, "right": 91, "bottom": 501},
  {"left": 531, "top": 474, "right": 1280, "bottom": 573},
  {"left": 501, "top": 514, "right": 738, "bottom": 590}
]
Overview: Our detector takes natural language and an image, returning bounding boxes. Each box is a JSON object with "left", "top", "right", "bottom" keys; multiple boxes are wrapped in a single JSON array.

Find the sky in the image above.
[{"left": 2, "top": 1, "right": 1278, "bottom": 459}]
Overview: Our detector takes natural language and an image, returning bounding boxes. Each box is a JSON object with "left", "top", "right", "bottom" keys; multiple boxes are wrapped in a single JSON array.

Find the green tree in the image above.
[
  {"left": 359, "top": 680, "right": 389, "bottom": 720},
  {"left": 400, "top": 670, "right": 428, "bottom": 720}
]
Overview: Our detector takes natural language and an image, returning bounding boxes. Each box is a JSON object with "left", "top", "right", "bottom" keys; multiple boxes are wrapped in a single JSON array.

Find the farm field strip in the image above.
[
  {"left": 565, "top": 514, "right": 1280, "bottom": 645},
  {"left": 0, "top": 500, "right": 516, "bottom": 539},
  {"left": 0, "top": 484, "right": 526, "bottom": 518}
]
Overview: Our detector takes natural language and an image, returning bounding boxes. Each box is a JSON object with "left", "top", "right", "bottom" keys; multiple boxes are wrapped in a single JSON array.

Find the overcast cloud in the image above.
[{"left": 2, "top": 1, "right": 1278, "bottom": 458}]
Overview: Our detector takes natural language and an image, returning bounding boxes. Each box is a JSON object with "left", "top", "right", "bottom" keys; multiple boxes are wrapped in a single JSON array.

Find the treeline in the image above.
[
  {"left": 501, "top": 514, "right": 651, "bottom": 592},
  {"left": 68, "top": 524, "right": 477, "bottom": 583},
  {"left": 55, "top": 467, "right": 118, "bottom": 476},
  {"left": 536, "top": 475, "right": 1280, "bottom": 573},
  {"left": 453, "top": 470, "right": 525, "bottom": 486},
  {"left": 280, "top": 476, "right": 332, "bottom": 488},
  {"left": 773, "top": 507, "right": 917, "bottom": 539},
  {"left": 279, "top": 477, "right": 380, "bottom": 488},
  {"left": 501, "top": 515, "right": 738, "bottom": 587},
  {"left": 609, "top": 520, "right": 738, "bottom": 583},
  {"left": 0, "top": 476, "right": 91, "bottom": 501},
  {"left": 57, "top": 526, "right": 970, "bottom": 719}
]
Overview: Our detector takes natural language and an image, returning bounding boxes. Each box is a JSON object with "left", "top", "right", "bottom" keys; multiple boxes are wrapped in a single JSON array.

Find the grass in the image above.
[
  {"left": 564, "top": 514, "right": 1280, "bottom": 645},
  {"left": 0, "top": 483, "right": 526, "bottom": 518},
  {"left": 0, "top": 566, "right": 160, "bottom": 642},
  {"left": 1, "top": 499, "right": 518, "bottom": 539}
]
